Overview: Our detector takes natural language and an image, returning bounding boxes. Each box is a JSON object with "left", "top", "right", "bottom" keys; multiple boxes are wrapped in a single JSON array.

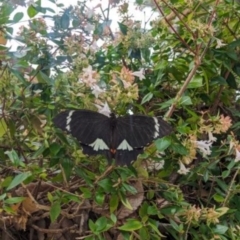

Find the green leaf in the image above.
[
  {"left": 60, "top": 158, "right": 73, "bottom": 180},
  {"left": 122, "top": 183, "right": 137, "bottom": 194},
  {"left": 37, "top": 71, "right": 53, "bottom": 85},
  {"left": 213, "top": 193, "right": 225, "bottom": 203},
  {"left": 226, "top": 73, "right": 237, "bottom": 89},
  {"left": 49, "top": 142, "right": 61, "bottom": 155},
  {"left": 12, "top": 12, "right": 24, "bottom": 23},
  {"left": 147, "top": 205, "right": 158, "bottom": 215},
  {"left": 118, "top": 219, "right": 142, "bottom": 231},
  {"left": 60, "top": 12, "right": 70, "bottom": 29},
  {"left": 139, "top": 202, "right": 148, "bottom": 219},
  {"left": 155, "top": 137, "right": 171, "bottom": 151},
  {"left": 222, "top": 169, "right": 230, "bottom": 178},
  {"left": 27, "top": 5, "right": 38, "bottom": 18},
  {"left": 7, "top": 172, "right": 32, "bottom": 190},
  {"left": 89, "top": 219, "right": 96, "bottom": 232},
  {"left": 180, "top": 96, "right": 192, "bottom": 106},
  {"left": 170, "top": 143, "right": 188, "bottom": 155},
  {"left": 95, "top": 191, "right": 105, "bottom": 205},
  {"left": 0, "top": 118, "right": 7, "bottom": 137},
  {"left": 118, "top": 22, "right": 128, "bottom": 35},
  {"left": 97, "top": 178, "right": 113, "bottom": 192},
  {"left": 187, "top": 75, "right": 203, "bottom": 88},
  {"left": 211, "top": 76, "right": 227, "bottom": 86},
  {"left": 48, "top": 192, "right": 53, "bottom": 204},
  {"left": 4, "top": 197, "right": 25, "bottom": 204},
  {"left": 110, "top": 213, "right": 117, "bottom": 224},
  {"left": 139, "top": 227, "right": 149, "bottom": 239},
  {"left": 50, "top": 201, "right": 61, "bottom": 222},
  {"left": 1, "top": 177, "right": 12, "bottom": 188},
  {"left": 110, "top": 194, "right": 119, "bottom": 213},
  {"left": 148, "top": 219, "right": 165, "bottom": 237},
  {"left": 0, "top": 193, "right": 6, "bottom": 201},
  {"left": 119, "top": 192, "right": 132, "bottom": 210},
  {"left": 213, "top": 225, "right": 228, "bottom": 234},
  {"left": 95, "top": 216, "right": 108, "bottom": 232},
  {"left": 141, "top": 92, "right": 153, "bottom": 104},
  {"left": 80, "top": 187, "right": 92, "bottom": 199}
]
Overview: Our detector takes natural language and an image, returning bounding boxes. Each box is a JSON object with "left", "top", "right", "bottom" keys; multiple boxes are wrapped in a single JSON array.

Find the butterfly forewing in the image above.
[{"left": 53, "top": 110, "right": 111, "bottom": 146}]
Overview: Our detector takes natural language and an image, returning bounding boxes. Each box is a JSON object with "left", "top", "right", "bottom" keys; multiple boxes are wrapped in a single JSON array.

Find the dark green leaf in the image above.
[
  {"left": 213, "top": 225, "right": 228, "bottom": 234},
  {"left": 118, "top": 22, "right": 128, "bottom": 35},
  {"left": 60, "top": 12, "right": 70, "bottom": 29},
  {"left": 12, "top": 12, "right": 24, "bottom": 23}
]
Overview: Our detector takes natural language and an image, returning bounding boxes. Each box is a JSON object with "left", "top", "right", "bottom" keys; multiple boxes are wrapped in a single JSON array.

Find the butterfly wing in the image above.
[
  {"left": 53, "top": 110, "right": 112, "bottom": 159},
  {"left": 113, "top": 115, "right": 172, "bottom": 165}
]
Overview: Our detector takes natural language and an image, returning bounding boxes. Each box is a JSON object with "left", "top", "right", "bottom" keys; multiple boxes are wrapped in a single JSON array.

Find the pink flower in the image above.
[{"left": 80, "top": 65, "right": 99, "bottom": 87}]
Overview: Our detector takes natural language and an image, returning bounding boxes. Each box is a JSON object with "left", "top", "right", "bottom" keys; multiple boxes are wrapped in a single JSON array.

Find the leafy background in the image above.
[{"left": 0, "top": 0, "right": 240, "bottom": 239}]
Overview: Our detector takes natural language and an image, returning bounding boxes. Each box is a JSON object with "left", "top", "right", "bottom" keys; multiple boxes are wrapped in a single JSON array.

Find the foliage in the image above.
[{"left": 0, "top": 0, "right": 240, "bottom": 239}]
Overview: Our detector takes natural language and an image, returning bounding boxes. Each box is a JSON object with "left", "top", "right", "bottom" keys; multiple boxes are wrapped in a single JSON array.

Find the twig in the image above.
[
  {"left": 31, "top": 223, "right": 78, "bottom": 234},
  {"left": 222, "top": 168, "right": 240, "bottom": 206}
]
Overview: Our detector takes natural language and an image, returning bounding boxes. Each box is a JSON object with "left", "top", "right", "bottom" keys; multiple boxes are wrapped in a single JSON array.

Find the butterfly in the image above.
[{"left": 53, "top": 109, "right": 172, "bottom": 165}]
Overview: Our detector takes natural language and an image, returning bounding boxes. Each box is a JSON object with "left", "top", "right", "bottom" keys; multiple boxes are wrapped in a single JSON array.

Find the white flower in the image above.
[
  {"left": 95, "top": 102, "right": 111, "bottom": 117},
  {"left": 235, "top": 149, "right": 240, "bottom": 162},
  {"left": 85, "top": 23, "right": 95, "bottom": 32},
  {"left": 216, "top": 39, "right": 226, "bottom": 49},
  {"left": 196, "top": 140, "right": 213, "bottom": 157},
  {"left": 91, "top": 85, "right": 105, "bottom": 98},
  {"left": 208, "top": 132, "right": 217, "bottom": 142},
  {"left": 132, "top": 68, "right": 145, "bottom": 80},
  {"left": 228, "top": 139, "right": 234, "bottom": 154},
  {"left": 147, "top": 160, "right": 165, "bottom": 171},
  {"left": 33, "top": 89, "right": 43, "bottom": 94},
  {"left": 86, "top": 8, "right": 94, "bottom": 18},
  {"left": 178, "top": 161, "right": 190, "bottom": 175}
]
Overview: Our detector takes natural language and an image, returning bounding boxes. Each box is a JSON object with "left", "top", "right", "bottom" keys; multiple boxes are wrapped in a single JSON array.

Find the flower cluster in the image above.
[
  {"left": 182, "top": 205, "right": 228, "bottom": 226},
  {"left": 178, "top": 114, "right": 232, "bottom": 175},
  {"left": 77, "top": 64, "right": 145, "bottom": 110}
]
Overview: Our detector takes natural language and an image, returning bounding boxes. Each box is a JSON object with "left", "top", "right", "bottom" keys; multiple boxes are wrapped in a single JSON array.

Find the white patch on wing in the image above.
[
  {"left": 117, "top": 139, "right": 133, "bottom": 150},
  {"left": 66, "top": 110, "right": 74, "bottom": 131},
  {"left": 89, "top": 138, "right": 109, "bottom": 151},
  {"left": 153, "top": 117, "right": 159, "bottom": 138}
]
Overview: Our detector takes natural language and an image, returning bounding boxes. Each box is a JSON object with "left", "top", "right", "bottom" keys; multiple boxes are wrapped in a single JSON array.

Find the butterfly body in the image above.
[{"left": 53, "top": 109, "right": 172, "bottom": 165}]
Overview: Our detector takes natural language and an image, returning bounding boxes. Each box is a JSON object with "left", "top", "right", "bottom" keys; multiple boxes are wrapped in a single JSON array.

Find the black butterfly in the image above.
[{"left": 53, "top": 110, "right": 172, "bottom": 165}]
